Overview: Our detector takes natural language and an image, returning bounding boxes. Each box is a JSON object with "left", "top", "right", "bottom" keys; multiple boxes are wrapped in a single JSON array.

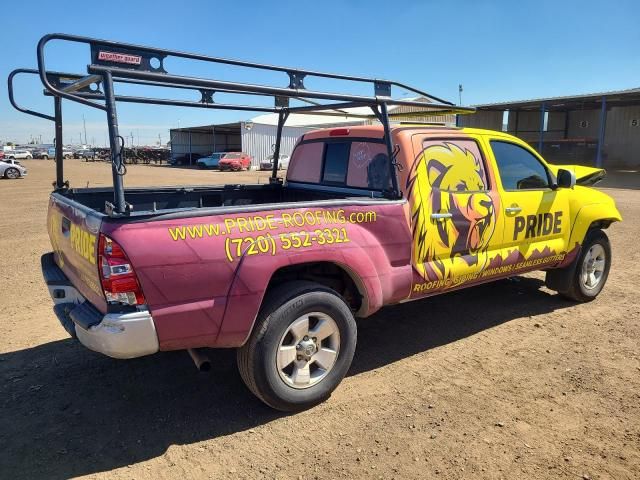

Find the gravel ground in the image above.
[{"left": 1, "top": 159, "right": 638, "bottom": 479}]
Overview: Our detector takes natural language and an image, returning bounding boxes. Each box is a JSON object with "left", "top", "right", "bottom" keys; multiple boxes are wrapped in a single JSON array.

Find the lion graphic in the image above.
[{"left": 407, "top": 142, "right": 498, "bottom": 281}]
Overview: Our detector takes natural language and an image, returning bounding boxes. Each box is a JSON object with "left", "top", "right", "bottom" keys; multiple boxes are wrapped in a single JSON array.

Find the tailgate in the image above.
[{"left": 47, "top": 193, "right": 108, "bottom": 313}]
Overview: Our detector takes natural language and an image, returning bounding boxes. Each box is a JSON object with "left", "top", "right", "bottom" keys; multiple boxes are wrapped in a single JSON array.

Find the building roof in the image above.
[{"left": 475, "top": 87, "right": 640, "bottom": 111}]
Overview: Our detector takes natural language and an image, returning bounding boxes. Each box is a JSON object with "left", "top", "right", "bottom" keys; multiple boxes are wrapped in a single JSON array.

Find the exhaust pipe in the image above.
[{"left": 187, "top": 348, "right": 211, "bottom": 372}]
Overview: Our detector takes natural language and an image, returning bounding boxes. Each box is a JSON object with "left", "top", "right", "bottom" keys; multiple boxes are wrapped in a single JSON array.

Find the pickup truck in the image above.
[
  {"left": 43, "top": 125, "right": 621, "bottom": 410},
  {"left": 45, "top": 146, "right": 73, "bottom": 160},
  {"left": 12, "top": 34, "right": 621, "bottom": 412}
]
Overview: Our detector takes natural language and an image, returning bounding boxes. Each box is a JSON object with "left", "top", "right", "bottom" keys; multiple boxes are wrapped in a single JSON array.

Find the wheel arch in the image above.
[
  {"left": 216, "top": 247, "right": 386, "bottom": 348},
  {"left": 265, "top": 261, "right": 370, "bottom": 315},
  {"left": 568, "top": 203, "right": 621, "bottom": 249}
]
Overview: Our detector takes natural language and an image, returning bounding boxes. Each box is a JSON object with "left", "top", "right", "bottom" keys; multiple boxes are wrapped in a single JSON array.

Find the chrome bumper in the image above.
[{"left": 42, "top": 253, "right": 159, "bottom": 359}]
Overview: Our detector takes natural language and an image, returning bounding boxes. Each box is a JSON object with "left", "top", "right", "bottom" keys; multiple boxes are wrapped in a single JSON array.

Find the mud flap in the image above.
[{"left": 545, "top": 256, "right": 579, "bottom": 293}]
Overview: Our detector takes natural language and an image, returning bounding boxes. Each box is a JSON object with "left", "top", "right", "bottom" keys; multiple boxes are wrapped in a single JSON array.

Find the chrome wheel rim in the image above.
[
  {"left": 276, "top": 312, "right": 340, "bottom": 389},
  {"left": 6, "top": 169, "right": 18, "bottom": 179},
  {"left": 581, "top": 244, "right": 606, "bottom": 290}
]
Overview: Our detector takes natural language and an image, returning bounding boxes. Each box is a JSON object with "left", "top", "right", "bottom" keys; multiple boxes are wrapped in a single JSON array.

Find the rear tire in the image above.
[
  {"left": 546, "top": 229, "right": 611, "bottom": 302},
  {"left": 237, "top": 281, "right": 357, "bottom": 412}
]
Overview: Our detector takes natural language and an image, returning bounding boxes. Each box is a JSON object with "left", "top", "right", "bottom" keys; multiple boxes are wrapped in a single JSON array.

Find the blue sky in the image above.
[{"left": 1, "top": 0, "right": 638, "bottom": 145}]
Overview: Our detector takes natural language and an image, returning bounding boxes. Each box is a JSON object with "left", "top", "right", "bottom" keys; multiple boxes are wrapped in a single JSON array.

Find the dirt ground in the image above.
[{"left": 1, "top": 159, "right": 639, "bottom": 480}]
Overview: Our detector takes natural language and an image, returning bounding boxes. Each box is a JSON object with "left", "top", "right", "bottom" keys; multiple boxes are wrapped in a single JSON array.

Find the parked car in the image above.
[
  {"left": 30, "top": 148, "right": 46, "bottom": 159},
  {"left": 0, "top": 159, "right": 27, "bottom": 178},
  {"left": 74, "top": 149, "right": 96, "bottom": 160},
  {"left": 5, "top": 149, "right": 32, "bottom": 160},
  {"left": 45, "top": 147, "right": 73, "bottom": 159},
  {"left": 218, "top": 152, "right": 252, "bottom": 171},
  {"left": 170, "top": 153, "right": 205, "bottom": 166},
  {"left": 260, "top": 154, "right": 290, "bottom": 171},
  {"left": 196, "top": 152, "right": 225, "bottom": 169},
  {"left": 0, "top": 151, "right": 5, "bottom": 160}
]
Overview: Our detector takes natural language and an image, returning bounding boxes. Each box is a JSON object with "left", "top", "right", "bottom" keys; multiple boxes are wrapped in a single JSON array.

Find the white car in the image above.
[
  {"left": 5, "top": 149, "right": 32, "bottom": 160},
  {"left": 0, "top": 159, "right": 28, "bottom": 179},
  {"left": 260, "top": 154, "right": 290, "bottom": 170}
]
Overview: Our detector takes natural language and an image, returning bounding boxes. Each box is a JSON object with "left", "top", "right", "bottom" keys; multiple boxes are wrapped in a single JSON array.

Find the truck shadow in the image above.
[{"left": 0, "top": 276, "right": 572, "bottom": 479}]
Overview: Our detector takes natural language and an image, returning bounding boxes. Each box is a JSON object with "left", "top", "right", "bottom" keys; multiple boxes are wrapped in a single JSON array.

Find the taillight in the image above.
[{"left": 98, "top": 234, "right": 146, "bottom": 306}]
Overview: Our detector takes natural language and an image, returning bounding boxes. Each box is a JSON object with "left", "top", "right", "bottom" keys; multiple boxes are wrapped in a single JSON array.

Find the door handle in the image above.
[
  {"left": 505, "top": 206, "right": 522, "bottom": 214},
  {"left": 431, "top": 212, "right": 453, "bottom": 220}
]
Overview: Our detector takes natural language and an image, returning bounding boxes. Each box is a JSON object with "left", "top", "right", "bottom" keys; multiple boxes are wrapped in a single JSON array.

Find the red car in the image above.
[{"left": 218, "top": 152, "right": 251, "bottom": 171}]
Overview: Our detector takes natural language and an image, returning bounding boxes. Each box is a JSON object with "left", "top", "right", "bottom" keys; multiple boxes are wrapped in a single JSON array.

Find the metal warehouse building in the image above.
[
  {"left": 458, "top": 88, "right": 640, "bottom": 168},
  {"left": 169, "top": 122, "right": 312, "bottom": 167},
  {"left": 169, "top": 96, "right": 454, "bottom": 167}
]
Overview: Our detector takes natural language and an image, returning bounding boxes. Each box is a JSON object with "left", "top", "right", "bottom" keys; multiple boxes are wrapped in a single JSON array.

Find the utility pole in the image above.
[
  {"left": 458, "top": 84, "right": 463, "bottom": 106},
  {"left": 82, "top": 114, "right": 87, "bottom": 144},
  {"left": 158, "top": 133, "right": 162, "bottom": 146},
  {"left": 130, "top": 131, "right": 135, "bottom": 148}
]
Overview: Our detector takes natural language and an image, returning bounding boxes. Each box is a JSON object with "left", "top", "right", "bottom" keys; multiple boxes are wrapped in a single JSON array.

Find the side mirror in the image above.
[{"left": 556, "top": 168, "right": 576, "bottom": 189}]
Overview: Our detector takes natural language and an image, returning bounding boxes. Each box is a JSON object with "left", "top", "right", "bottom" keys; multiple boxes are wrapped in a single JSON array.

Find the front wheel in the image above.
[
  {"left": 237, "top": 281, "right": 357, "bottom": 412},
  {"left": 546, "top": 229, "right": 611, "bottom": 302},
  {"left": 4, "top": 167, "right": 20, "bottom": 179}
]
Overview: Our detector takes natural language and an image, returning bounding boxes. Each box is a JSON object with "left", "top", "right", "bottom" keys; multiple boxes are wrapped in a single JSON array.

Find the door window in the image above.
[{"left": 490, "top": 141, "right": 550, "bottom": 190}]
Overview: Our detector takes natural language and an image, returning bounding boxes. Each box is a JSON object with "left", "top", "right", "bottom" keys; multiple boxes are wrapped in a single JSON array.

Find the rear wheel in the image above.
[
  {"left": 546, "top": 229, "right": 611, "bottom": 302},
  {"left": 4, "top": 167, "right": 20, "bottom": 179},
  {"left": 42, "top": 154, "right": 49, "bottom": 160},
  {"left": 237, "top": 281, "right": 357, "bottom": 412}
]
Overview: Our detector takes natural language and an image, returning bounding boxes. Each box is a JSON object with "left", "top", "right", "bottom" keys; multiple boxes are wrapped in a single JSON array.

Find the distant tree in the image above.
[{"left": 6, "top": 141, "right": 14, "bottom": 146}]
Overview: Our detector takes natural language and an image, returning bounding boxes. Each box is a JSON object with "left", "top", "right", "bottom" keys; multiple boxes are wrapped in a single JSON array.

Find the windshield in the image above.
[{"left": 223, "top": 153, "right": 242, "bottom": 159}]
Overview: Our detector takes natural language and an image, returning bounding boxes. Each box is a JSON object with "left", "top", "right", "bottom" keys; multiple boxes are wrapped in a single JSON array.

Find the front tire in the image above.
[
  {"left": 4, "top": 167, "right": 20, "bottom": 179},
  {"left": 547, "top": 229, "right": 611, "bottom": 302},
  {"left": 237, "top": 281, "right": 357, "bottom": 412}
]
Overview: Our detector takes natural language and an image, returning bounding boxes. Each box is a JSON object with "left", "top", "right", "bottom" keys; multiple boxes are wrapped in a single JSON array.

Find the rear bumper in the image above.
[{"left": 42, "top": 253, "right": 159, "bottom": 359}]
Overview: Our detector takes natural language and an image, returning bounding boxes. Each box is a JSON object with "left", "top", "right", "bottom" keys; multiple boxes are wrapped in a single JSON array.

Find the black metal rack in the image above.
[{"left": 9, "top": 33, "right": 475, "bottom": 215}]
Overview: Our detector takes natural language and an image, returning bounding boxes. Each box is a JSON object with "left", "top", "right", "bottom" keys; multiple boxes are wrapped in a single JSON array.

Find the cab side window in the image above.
[{"left": 490, "top": 141, "right": 551, "bottom": 190}]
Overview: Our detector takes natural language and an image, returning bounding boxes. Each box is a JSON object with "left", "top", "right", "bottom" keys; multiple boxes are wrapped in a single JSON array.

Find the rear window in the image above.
[
  {"left": 288, "top": 139, "right": 391, "bottom": 190},
  {"left": 322, "top": 143, "right": 350, "bottom": 184}
]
